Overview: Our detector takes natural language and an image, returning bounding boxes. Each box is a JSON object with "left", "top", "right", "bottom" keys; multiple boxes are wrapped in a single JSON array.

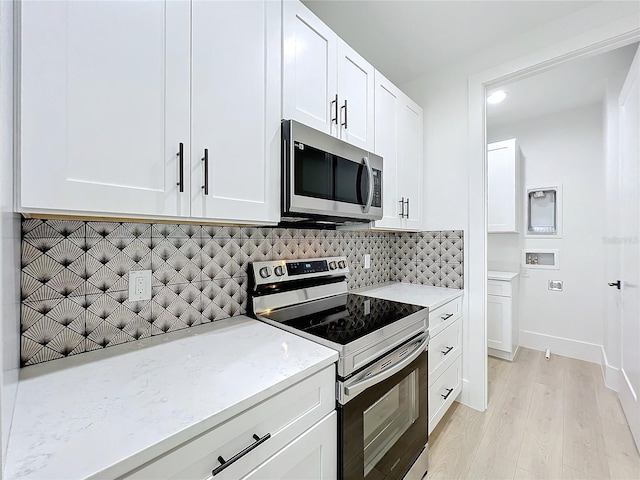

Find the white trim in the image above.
[
  {"left": 469, "top": 15, "right": 640, "bottom": 414},
  {"left": 519, "top": 330, "right": 602, "bottom": 363},
  {"left": 601, "top": 346, "right": 623, "bottom": 392}
]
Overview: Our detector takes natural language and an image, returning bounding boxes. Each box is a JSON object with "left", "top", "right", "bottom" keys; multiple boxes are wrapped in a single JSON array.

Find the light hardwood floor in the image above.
[{"left": 422, "top": 348, "right": 640, "bottom": 480}]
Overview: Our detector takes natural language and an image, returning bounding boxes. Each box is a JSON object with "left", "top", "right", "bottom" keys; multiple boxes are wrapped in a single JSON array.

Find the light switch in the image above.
[
  {"left": 364, "top": 254, "right": 371, "bottom": 269},
  {"left": 129, "top": 270, "right": 152, "bottom": 301}
]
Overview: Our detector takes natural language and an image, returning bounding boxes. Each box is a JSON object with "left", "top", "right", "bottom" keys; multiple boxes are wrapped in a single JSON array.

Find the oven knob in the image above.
[
  {"left": 274, "top": 265, "right": 285, "bottom": 277},
  {"left": 328, "top": 261, "right": 337, "bottom": 270},
  {"left": 338, "top": 260, "right": 346, "bottom": 269},
  {"left": 259, "top": 266, "right": 271, "bottom": 279}
]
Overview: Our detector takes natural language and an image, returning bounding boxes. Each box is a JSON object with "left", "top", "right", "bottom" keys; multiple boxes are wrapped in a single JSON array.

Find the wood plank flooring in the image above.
[{"left": 418, "top": 348, "right": 640, "bottom": 480}]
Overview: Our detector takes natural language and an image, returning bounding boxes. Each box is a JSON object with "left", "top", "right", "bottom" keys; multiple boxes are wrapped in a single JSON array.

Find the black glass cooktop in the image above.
[{"left": 260, "top": 294, "right": 426, "bottom": 345}]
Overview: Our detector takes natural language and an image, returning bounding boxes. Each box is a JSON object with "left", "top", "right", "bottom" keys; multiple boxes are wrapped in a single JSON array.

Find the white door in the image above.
[
  {"left": 336, "top": 40, "right": 375, "bottom": 151},
  {"left": 372, "top": 72, "right": 402, "bottom": 229},
  {"left": 618, "top": 46, "right": 640, "bottom": 450},
  {"left": 242, "top": 412, "right": 337, "bottom": 480},
  {"left": 487, "top": 294, "right": 511, "bottom": 352},
  {"left": 283, "top": 1, "right": 337, "bottom": 135},
  {"left": 488, "top": 139, "right": 518, "bottom": 232},
  {"left": 191, "top": 0, "right": 280, "bottom": 223},
  {"left": 398, "top": 96, "right": 424, "bottom": 231},
  {"left": 19, "top": 0, "right": 191, "bottom": 217}
]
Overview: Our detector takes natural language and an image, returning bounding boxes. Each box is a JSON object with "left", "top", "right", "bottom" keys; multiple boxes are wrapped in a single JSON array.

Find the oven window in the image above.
[{"left": 363, "top": 370, "right": 419, "bottom": 476}]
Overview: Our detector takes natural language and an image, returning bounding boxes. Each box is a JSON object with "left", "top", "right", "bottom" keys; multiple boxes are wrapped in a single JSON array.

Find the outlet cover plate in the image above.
[
  {"left": 548, "top": 280, "right": 563, "bottom": 291},
  {"left": 364, "top": 254, "right": 371, "bottom": 269},
  {"left": 129, "top": 270, "right": 152, "bottom": 301}
]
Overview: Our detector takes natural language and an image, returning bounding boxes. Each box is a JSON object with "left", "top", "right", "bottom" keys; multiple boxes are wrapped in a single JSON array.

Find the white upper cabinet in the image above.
[
  {"left": 336, "top": 41, "right": 375, "bottom": 151},
  {"left": 283, "top": 0, "right": 338, "bottom": 135},
  {"left": 283, "top": 1, "right": 374, "bottom": 151},
  {"left": 190, "top": 0, "right": 280, "bottom": 223},
  {"left": 19, "top": 0, "right": 280, "bottom": 224},
  {"left": 488, "top": 139, "right": 521, "bottom": 233},
  {"left": 19, "top": 0, "right": 191, "bottom": 217},
  {"left": 372, "top": 71, "right": 424, "bottom": 231}
]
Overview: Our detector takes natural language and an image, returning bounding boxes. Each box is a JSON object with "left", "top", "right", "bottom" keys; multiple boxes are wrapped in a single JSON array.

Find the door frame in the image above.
[{"left": 466, "top": 18, "right": 640, "bottom": 410}]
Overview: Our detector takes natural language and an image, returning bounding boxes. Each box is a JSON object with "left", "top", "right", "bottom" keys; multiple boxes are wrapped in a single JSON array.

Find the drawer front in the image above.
[
  {"left": 428, "top": 356, "right": 462, "bottom": 435},
  {"left": 125, "top": 366, "right": 335, "bottom": 480},
  {"left": 429, "top": 296, "right": 462, "bottom": 337},
  {"left": 488, "top": 280, "right": 512, "bottom": 297},
  {"left": 428, "top": 318, "right": 462, "bottom": 385}
]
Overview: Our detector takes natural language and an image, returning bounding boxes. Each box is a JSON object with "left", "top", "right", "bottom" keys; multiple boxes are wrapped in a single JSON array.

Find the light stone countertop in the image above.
[
  {"left": 488, "top": 270, "right": 519, "bottom": 281},
  {"left": 4, "top": 316, "right": 338, "bottom": 480},
  {"left": 353, "top": 282, "right": 464, "bottom": 310}
]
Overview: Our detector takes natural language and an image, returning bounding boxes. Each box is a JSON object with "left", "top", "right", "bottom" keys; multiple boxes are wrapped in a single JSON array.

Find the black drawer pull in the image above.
[
  {"left": 331, "top": 94, "right": 338, "bottom": 125},
  {"left": 212, "top": 433, "right": 271, "bottom": 476},
  {"left": 341, "top": 99, "right": 348, "bottom": 129},
  {"left": 440, "top": 313, "right": 454, "bottom": 321},
  {"left": 441, "top": 346, "right": 454, "bottom": 356},
  {"left": 441, "top": 388, "right": 454, "bottom": 400}
]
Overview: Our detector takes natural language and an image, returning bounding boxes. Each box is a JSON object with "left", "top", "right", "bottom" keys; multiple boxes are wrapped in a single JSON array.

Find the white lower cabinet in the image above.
[
  {"left": 243, "top": 412, "right": 336, "bottom": 480},
  {"left": 487, "top": 274, "right": 520, "bottom": 361},
  {"left": 124, "top": 366, "right": 336, "bottom": 480},
  {"left": 428, "top": 296, "right": 463, "bottom": 435}
]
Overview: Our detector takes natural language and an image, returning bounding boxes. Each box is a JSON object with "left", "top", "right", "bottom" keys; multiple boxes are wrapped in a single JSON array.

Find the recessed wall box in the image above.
[
  {"left": 522, "top": 249, "right": 560, "bottom": 270},
  {"left": 525, "top": 184, "right": 562, "bottom": 238}
]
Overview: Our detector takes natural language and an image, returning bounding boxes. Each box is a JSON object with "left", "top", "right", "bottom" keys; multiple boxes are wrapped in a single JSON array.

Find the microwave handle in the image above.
[{"left": 362, "top": 156, "right": 374, "bottom": 213}]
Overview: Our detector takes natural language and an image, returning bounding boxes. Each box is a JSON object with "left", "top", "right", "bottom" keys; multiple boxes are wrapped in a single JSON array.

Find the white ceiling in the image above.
[
  {"left": 487, "top": 43, "right": 639, "bottom": 127},
  {"left": 302, "top": 0, "right": 599, "bottom": 85}
]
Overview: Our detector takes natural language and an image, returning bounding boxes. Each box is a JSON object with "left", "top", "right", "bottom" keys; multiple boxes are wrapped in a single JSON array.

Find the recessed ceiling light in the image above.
[{"left": 487, "top": 90, "right": 508, "bottom": 104}]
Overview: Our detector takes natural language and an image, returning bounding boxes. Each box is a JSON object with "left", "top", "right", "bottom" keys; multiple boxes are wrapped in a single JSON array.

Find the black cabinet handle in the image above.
[
  {"left": 441, "top": 346, "right": 454, "bottom": 356},
  {"left": 176, "top": 142, "right": 184, "bottom": 193},
  {"left": 441, "top": 388, "right": 454, "bottom": 400},
  {"left": 331, "top": 94, "right": 338, "bottom": 125},
  {"left": 341, "top": 99, "right": 348, "bottom": 129},
  {"left": 405, "top": 198, "right": 409, "bottom": 218},
  {"left": 440, "top": 313, "right": 453, "bottom": 321},
  {"left": 212, "top": 433, "right": 271, "bottom": 476},
  {"left": 202, "top": 148, "right": 209, "bottom": 195},
  {"left": 399, "top": 197, "right": 405, "bottom": 218}
]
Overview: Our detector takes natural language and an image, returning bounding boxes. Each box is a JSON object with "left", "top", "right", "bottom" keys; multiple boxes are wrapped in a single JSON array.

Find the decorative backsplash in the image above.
[{"left": 20, "top": 219, "right": 463, "bottom": 366}]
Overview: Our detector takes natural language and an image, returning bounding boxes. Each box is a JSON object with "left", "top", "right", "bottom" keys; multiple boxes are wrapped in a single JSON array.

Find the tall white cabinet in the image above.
[
  {"left": 283, "top": 0, "right": 375, "bottom": 151},
  {"left": 372, "top": 72, "right": 424, "bottom": 231},
  {"left": 19, "top": 0, "right": 280, "bottom": 224},
  {"left": 488, "top": 139, "right": 521, "bottom": 233}
]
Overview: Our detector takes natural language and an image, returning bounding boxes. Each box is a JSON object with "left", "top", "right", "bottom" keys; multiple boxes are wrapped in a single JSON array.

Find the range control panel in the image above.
[{"left": 251, "top": 256, "right": 349, "bottom": 285}]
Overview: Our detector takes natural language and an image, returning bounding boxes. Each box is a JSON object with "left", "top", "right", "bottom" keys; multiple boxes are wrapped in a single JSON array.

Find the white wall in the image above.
[
  {"left": 402, "top": 2, "right": 640, "bottom": 410},
  {"left": 0, "top": 0, "right": 21, "bottom": 470},
  {"left": 488, "top": 104, "right": 606, "bottom": 361}
]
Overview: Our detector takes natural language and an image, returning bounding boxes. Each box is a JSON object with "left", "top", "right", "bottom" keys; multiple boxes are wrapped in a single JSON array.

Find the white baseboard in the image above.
[{"left": 519, "top": 330, "right": 602, "bottom": 363}]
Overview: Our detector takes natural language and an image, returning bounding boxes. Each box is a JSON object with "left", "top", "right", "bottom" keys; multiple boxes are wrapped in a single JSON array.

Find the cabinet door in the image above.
[
  {"left": 398, "top": 95, "right": 424, "bottom": 231},
  {"left": 242, "top": 412, "right": 337, "bottom": 480},
  {"left": 372, "top": 72, "right": 402, "bottom": 229},
  {"left": 336, "top": 40, "right": 375, "bottom": 151},
  {"left": 488, "top": 139, "right": 518, "bottom": 232},
  {"left": 191, "top": 0, "right": 280, "bottom": 223},
  {"left": 19, "top": 0, "right": 190, "bottom": 217},
  {"left": 283, "top": 1, "right": 337, "bottom": 135},
  {"left": 487, "top": 294, "right": 511, "bottom": 352}
]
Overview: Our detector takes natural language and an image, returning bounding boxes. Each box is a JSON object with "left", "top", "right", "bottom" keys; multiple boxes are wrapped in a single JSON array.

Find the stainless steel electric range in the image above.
[{"left": 249, "top": 256, "right": 429, "bottom": 480}]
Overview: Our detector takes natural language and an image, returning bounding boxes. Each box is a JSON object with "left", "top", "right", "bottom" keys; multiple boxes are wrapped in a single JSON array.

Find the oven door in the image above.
[
  {"left": 283, "top": 120, "right": 383, "bottom": 221},
  {"left": 338, "top": 334, "right": 428, "bottom": 480}
]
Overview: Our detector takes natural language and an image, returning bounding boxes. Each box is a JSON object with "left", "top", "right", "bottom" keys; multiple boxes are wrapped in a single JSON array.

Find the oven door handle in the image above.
[
  {"left": 362, "top": 156, "right": 374, "bottom": 214},
  {"left": 343, "top": 333, "right": 429, "bottom": 399}
]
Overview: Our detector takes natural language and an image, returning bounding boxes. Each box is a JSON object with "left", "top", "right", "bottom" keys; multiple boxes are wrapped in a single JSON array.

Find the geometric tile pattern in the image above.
[
  {"left": 394, "top": 230, "right": 464, "bottom": 288},
  {"left": 20, "top": 218, "right": 463, "bottom": 366}
]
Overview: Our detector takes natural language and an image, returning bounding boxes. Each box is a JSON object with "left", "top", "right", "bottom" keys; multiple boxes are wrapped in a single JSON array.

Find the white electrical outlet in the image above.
[
  {"left": 521, "top": 267, "right": 530, "bottom": 278},
  {"left": 129, "top": 270, "right": 152, "bottom": 301},
  {"left": 364, "top": 254, "right": 371, "bottom": 269}
]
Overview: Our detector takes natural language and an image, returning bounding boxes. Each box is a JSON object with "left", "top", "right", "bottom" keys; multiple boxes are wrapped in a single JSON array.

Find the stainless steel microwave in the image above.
[{"left": 281, "top": 120, "right": 383, "bottom": 225}]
